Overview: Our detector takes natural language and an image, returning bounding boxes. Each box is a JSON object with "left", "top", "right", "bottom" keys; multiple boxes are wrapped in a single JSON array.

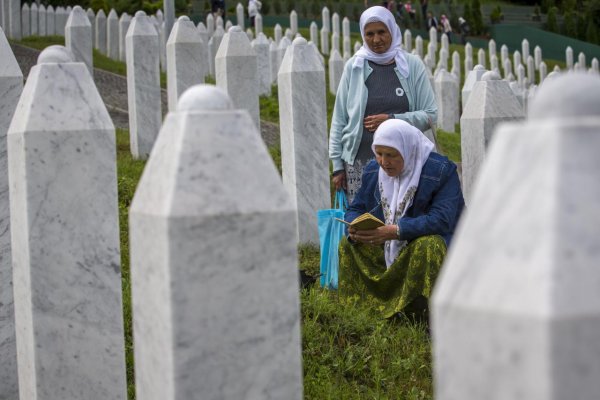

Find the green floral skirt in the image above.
[{"left": 338, "top": 235, "right": 447, "bottom": 318}]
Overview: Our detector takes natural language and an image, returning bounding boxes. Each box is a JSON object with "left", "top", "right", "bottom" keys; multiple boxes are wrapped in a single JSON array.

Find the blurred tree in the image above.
[
  {"left": 470, "top": 0, "right": 483, "bottom": 35},
  {"left": 562, "top": 10, "right": 576, "bottom": 37},
  {"left": 546, "top": 6, "right": 558, "bottom": 32}
]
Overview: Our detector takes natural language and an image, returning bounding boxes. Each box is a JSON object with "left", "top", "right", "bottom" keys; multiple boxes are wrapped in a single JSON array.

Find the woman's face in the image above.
[
  {"left": 363, "top": 22, "right": 392, "bottom": 54},
  {"left": 374, "top": 145, "right": 404, "bottom": 177}
]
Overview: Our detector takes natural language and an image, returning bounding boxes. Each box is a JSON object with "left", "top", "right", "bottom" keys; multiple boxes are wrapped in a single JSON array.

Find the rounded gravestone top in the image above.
[
  {"left": 229, "top": 25, "right": 242, "bottom": 33},
  {"left": 135, "top": 10, "right": 146, "bottom": 18},
  {"left": 529, "top": 73, "right": 600, "bottom": 119},
  {"left": 73, "top": 5, "right": 83, "bottom": 12},
  {"left": 481, "top": 71, "right": 501, "bottom": 81},
  {"left": 293, "top": 37, "right": 307, "bottom": 46},
  {"left": 178, "top": 15, "right": 190, "bottom": 22},
  {"left": 473, "top": 65, "right": 486, "bottom": 71},
  {"left": 37, "top": 45, "right": 74, "bottom": 64},
  {"left": 178, "top": 85, "right": 233, "bottom": 112}
]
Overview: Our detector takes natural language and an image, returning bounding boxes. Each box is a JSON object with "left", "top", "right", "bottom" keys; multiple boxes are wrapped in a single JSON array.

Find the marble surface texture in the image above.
[
  {"left": 434, "top": 69, "right": 459, "bottom": 132},
  {"left": 30, "top": 3, "right": 37, "bottom": 35},
  {"left": 46, "top": 5, "right": 54, "bottom": 36},
  {"left": 129, "top": 85, "right": 302, "bottom": 400},
  {"left": 9, "top": 0, "right": 20, "bottom": 39},
  {"left": 21, "top": 4, "right": 29, "bottom": 37},
  {"left": 126, "top": 12, "right": 162, "bottom": 159},
  {"left": 1, "top": 0, "right": 7, "bottom": 32},
  {"left": 209, "top": 24, "right": 224, "bottom": 76},
  {"left": 269, "top": 40, "right": 279, "bottom": 83},
  {"left": 215, "top": 26, "right": 260, "bottom": 129},
  {"left": 290, "top": 9, "right": 297, "bottom": 34},
  {"left": 433, "top": 73, "right": 600, "bottom": 400},
  {"left": 118, "top": 13, "right": 131, "bottom": 62},
  {"left": 278, "top": 38, "right": 330, "bottom": 244},
  {"left": 460, "top": 75, "right": 524, "bottom": 205},
  {"left": 461, "top": 64, "right": 486, "bottom": 110},
  {"left": 252, "top": 32, "right": 272, "bottom": 96},
  {"left": 274, "top": 23, "right": 282, "bottom": 44},
  {"left": 65, "top": 6, "right": 93, "bottom": 77},
  {"left": 95, "top": 9, "right": 106, "bottom": 54},
  {"left": 0, "top": 27, "right": 22, "bottom": 400},
  {"left": 404, "top": 29, "right": 412, "bottom": 52},
  {"left": 236, "top": 2, "right": 244, "bottom": 29},
  {"left": 205, "top": 12, "right": 213, "bottom": 36},
  {"left": 107, "top": 9, "right": 119, "bottom": 60},
  {"left": 566, "top": 46, "right": 573, "bottom": 69},
  {"left": 309, "top": 21, "right": 317, "bottom": 44},
  {"left": 521, "top": 38, "right": 530, "bottom": 61},
  {"left": 254, "top": 13, "right": 262, "bottom": 33},
  {"left": 38, "top": 4, "right": 46, "bottom": 36},
  {"left": 320, "top": 26, "right": 329, "bottom": 55},
  {"left": 86, "top": 8, "right": 94, "bottom": 37},
  {"left": 328, "top": 48, "right": 342, "bottom": 95},
  {"left": 321, "top": 7, "right": 330, "bottom": 31},
  {"left": 166, "top": 16, "right": 205, "bottom": 111},
  {"left": 8, "top": 57, "right": 126, "bottom": 400},
  {"left": 163, "top": 0, "right": 174, "bottom": 42}
]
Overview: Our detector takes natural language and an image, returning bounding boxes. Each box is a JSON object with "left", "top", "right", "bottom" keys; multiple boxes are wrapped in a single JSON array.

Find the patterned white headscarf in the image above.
[
  {"left": 353, "top": 6, "right": 409, "bottom": 78},
  {"left": 372, "top": 120, "right": 434, "bottom": 267}
]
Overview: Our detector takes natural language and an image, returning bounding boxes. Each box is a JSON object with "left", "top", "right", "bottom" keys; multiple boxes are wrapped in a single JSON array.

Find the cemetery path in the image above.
[{"left": 10, "top": 43, "right": 280, "bottom": 148}]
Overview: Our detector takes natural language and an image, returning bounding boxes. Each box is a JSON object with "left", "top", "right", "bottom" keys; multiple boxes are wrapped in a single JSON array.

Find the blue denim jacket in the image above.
[{"left": 345, "top": 153, "right": 465, "bottom": 246}]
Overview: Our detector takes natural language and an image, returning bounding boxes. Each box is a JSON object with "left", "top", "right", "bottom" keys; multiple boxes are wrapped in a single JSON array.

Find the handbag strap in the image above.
[{"left": 334, "top": 190, "right": 348, "bottom": 211}]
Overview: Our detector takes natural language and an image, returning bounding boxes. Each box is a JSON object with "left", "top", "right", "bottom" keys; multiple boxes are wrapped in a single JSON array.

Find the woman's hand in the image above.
[
  {"left": 349, "top": 225, "right": 398, "bottom": 245},
  {"left": 364, "top": 114, "right": 392, "bottom": 132},
  {"left": 332, "top": 171, "right": 347, "bottom": 190}
]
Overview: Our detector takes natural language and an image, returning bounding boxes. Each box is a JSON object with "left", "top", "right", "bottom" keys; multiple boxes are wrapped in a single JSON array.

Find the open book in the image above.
[{"left": 335, "top": 213, "right": 385, "bottom": 230}]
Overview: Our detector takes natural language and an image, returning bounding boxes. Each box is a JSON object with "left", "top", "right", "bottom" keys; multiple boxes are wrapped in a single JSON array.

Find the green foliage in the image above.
[
  {"left": 311, "top": 0, "right": 321, "bottom": 19},
  {"left": 435, "top": 129, "right": 461, "bottom": 162},
  {"left": 261, "top": 0, "right": 271, "bottom": 15},
  {"left": 273, "top": 0, "right": 282, "bottom": 15},
  {"left": 546, "top": 6, "right": 558, "bottom": 32},
  {"left": 301, "top": 3, "right": 309, "bottom": 18},
  {"left": 352, "top": 4, "right": 361, "bottom": 22},
  {"left": 17, "top": 35, "right": 64, "bottom": 50},
  {"left": 563, "top": 10, "right": 577, "bottom": 37},
  {"left": 577, "top": 13, "right": 587, "bottom": 40},
  {"left": 259, "top": 85, "right": 280, "bottom": 123},
  {"left": 286, "top": 0, "right": 295, "bottom": 14},
  {"left": 470, "top": 0, "right": 484, "bottom": 35},
  {"left": 462, "top": 2, "right": 473, "bottom": 29},
  {"left": 586, "top": 18, "right": 599, "bottom": 44},
  {"left": 489, "top": 5, "right": 503, "bottom": 24},
  {"left": 301, "top": 287, "right": 432, "bottom": 399}
]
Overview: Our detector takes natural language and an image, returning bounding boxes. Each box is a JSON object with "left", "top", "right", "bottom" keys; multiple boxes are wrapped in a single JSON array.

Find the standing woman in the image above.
[{"left": 329, "top": 6, "right": 437, "bottom": 203}]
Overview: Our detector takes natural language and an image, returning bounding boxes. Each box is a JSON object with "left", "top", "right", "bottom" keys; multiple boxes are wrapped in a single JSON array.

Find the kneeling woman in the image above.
[{"left": 339, "top": 119, "right": 464, "bottom": 318}]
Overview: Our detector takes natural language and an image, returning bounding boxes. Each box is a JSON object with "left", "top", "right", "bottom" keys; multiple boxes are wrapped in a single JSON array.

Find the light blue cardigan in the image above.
[{"left": 329, "top": 53, "right": 438, "bottom": 172}]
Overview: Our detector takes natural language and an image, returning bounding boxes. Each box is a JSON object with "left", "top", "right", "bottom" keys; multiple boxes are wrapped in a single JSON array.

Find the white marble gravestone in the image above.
[
  {"left": 236, "top": 2, "right": 244, "bottom": 29},
  {"left": 503, "top": 58, "right": 512, "bottom": 79},
  {"left": 328, "top": 48, "right": 343, "bottom": 95},
  {"left": 95, "top": 8, "right": 107, "bottom": 54},
  {"left": 126, "top": 11, "right": 162, "bottom": 159},
  {"left": 320, "top": 26, "right": 329, "bottom": 55},
  {"left": 415, "top": 35, "right": 423, "bottom": 59},
  {"left": 274, "top": 23, "right": 282, "bottom": 44},
  {"left": 429, "top": 26, "right": 437, "bottom": 50},
  {"left": 331, "top": 31, "right": 339, "bottom": 55},
  {"left": 159, "top": 21, "right": 167, "bottom": 72},
  {"left": 255, "top": 13, "right": 262, "bottom": 34},
  {"left": 460, "top": 71, "right": 524, "bottom": 204},
  {"left": 434, "top": 69, "right": 459, "bottom": 132},
  {"left": 65, "top": 6, "right": 93, "bottom": 76},
  {"left": 0, "top": 26, "right": 22, "bottom": 400},
  {"left": 252, "top": 32, "right": 271, "bottom": 96},
  {"left": 38, "top": 4, "right": 46, "bottom": 36},
  {"left": 130, "top": 84, "right": 302, "bottom": 400},
  {"left": 331, "top": 12, "right": 339, "bottom": 35},
  {"left": 441, "top": 33, "right": 449, "bottom": 51},
  {"left": 592, "top": 58, "right": 599, "bottom": 74},
  {"left": 278, "top": 37, "right": 329, "bottom": 244},
  {"left": 118, "top": 13, "right": 131, "bottom": 62},
  {"left": 539, "top": 61, "right": 547, "bottom": 83},
  {"left": 8, "top": 45, "right": 126, "bottom": 400},
  {"left": 290, "top": 10, "right": 297, "bottom": 35},
  {"left": 343, "top": 36, "right": 351, "bottom": 62},
  {"left": 246, "top": 27, "right": 253, "bottom": 41},
  {"left": 477, "top": 48, "right": 486, "bottom": 69},
  {"left": 106, "top": 9, "right": 119, "bottom": 59},
  {"left": 566, "top": 46, "right": 573, "bottom": 70},
  {"left": 216, "top": 25, "right": 259, "bottom": 129},
  {"left": 55, "top": 5, "right": 67, "bottom": 36},
  {"left": 0, "top": 0, "right": 6, "bottom": 31},
  {"left": 86, "top": 7, "right": 94, "bottom": 36},
  {"left": 433, "top": 72, "right": 600, "bottom": 400},
  {"left": 451, "top": 51, "right": 461, "bottom": 82},
  {"left": 278, "top": 36, "right": 291, "bottom": 69},
  {"left": 270, "top": 40, "right": 279, "bottom": 83},
  {"left": 30, "top": 2, "right": 37, "bottom": 35},
  {"left": 342, "top": 16, "right": 350, "bottom": 39},
  {"left": 487, "top": 39, "right": 496, "bottom": 64},
  {"left": 21, "top": 3, "right": 29, "bottom": 37},
  {"left": 500, "top": 44, "right": 508, "bottom": 64},
  {"left": 527, "top": 55, "right": 535, "bottom": 86},
  {"left": 521, "top": 38, "right": 530, "bottom": 61},
  {"left": 46, "top": 5, "right": 54, "bottom": 35},
  {"left": 322, "top": 6, "right": 330, "bottom": 31},
  {"left": 166, "top": 16, "right": 205, "bottom": 111},
  {"left": 206, "top": 12, "right": 214, "bottom": 36},
  {"left": 310, "top": 21, "right": 317, "bottom": 44},
  {"left": 404, "top": 29, "right": 412, "bottom": 52},
  {"left": 225, "top": 20, "right": 233, "bottom": 31},
  {"left": 209, "top": 24, "right": 224, "bottom": 75},
  {"left": 534, "top": 45, "right": 542, "bottom": 69},
  {"left": 163, "top": 0, "right": 174, "bottom": 42},
  {"left": 8, "top": 0, "right": 20, "bottom": 39},
  {"left": 462, "top": 64, "right": 486, "bottom": 110},
  {"left": 578, "top": 52, "right": 586, "bottom": 70}
]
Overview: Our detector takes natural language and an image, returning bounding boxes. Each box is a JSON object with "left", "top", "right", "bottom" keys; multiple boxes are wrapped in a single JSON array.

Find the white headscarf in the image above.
[
  {"left": 372, "top": 120, "right": 434, "bottom": 267},
  {"left": 353, "top": 6, "right": 409, "bottom": 78}
]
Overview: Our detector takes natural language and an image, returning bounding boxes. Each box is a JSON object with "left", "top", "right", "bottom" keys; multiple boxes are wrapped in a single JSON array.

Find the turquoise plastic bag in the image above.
[{"left": 317, "top": 190, "right": 348, "bottom": 289}]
